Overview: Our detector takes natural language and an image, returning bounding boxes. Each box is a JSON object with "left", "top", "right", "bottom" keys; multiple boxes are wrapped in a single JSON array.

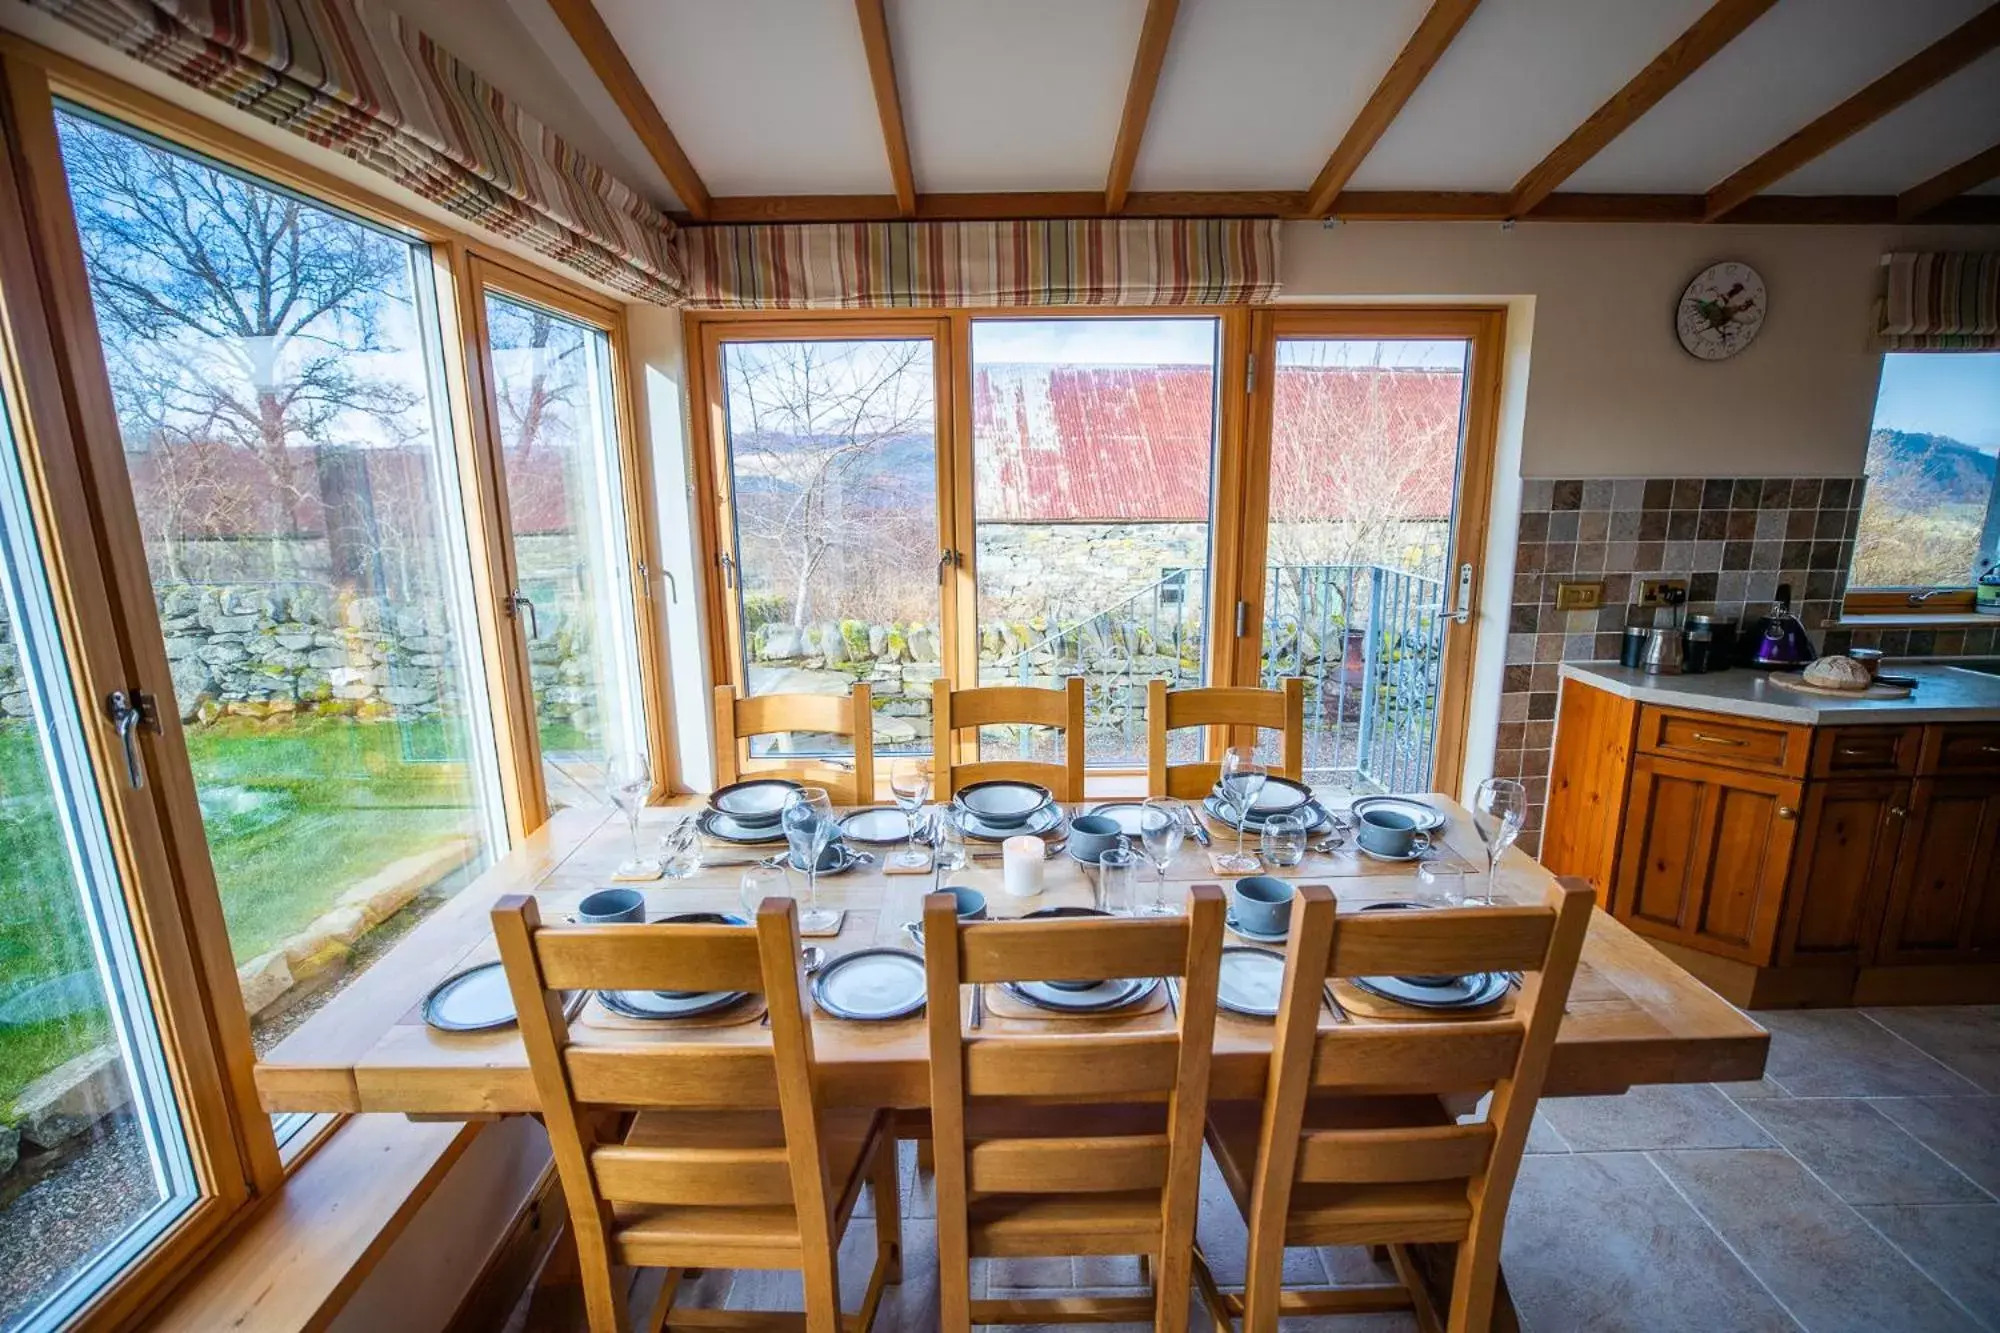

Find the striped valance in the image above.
[
  {"left": 32, "top": 0, "right": 685, "bottom": 302},
  {"left": 679, "top": 220, "right": 1282, "bottom": 310},
  {"left": 1876, "top": 251, "right": 2000, "bottom": 350}
]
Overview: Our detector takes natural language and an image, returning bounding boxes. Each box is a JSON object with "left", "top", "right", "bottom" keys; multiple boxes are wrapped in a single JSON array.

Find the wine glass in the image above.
[
  {"left": 888, "top": 757, "right": 933, "bottom": 870},
  {"left": 781, "top": 787, "right": 840, "bottom": 934},
  {"left": 607, "top": 751, "right": 658, "bottom": 878},
  {"left": 656, "top": 818, "right": 700, "bottom": 879},
  {"left": 1138, "top": 798, "right": 1185, "bottom": 916},
  {"left": 1097, "top": 844, "right": 1137, "bottom": 916},
  {"left": 1471, "top": 778, "right": 1527, "bottom": 906},
  {"left": 1215, "top": 748, "right": 1267, "bottom": 873}
]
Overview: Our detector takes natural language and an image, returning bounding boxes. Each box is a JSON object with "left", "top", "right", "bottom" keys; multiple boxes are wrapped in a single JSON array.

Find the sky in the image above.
[{"left": 1871, "top": 353, "right": 2000, "bottom": 451}]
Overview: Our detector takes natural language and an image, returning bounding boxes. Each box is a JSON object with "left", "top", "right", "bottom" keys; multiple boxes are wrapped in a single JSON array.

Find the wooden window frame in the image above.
[{"left": 0, "top": 30, "right": 673, "bottom": 1327}]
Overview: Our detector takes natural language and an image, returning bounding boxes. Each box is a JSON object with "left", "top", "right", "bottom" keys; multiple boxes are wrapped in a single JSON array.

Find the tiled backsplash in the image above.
[{"left": 1503, "top": 476, "right": 1877, "bottom": 855}]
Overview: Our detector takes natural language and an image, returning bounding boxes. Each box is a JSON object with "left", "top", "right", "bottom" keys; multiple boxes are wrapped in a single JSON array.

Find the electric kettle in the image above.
[{"left": 1749, "top": 582, "right": 1816, "bottom": 669}]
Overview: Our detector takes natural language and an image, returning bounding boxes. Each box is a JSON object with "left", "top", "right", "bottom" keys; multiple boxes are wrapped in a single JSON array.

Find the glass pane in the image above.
[
  {"left": 484, "top": 294, "right": 646, "bottom": 810},
  {"left": 53, "top": 108, "right": 505, "bottom": 1098},
  {"left": 719, "top": 339, "right": 938, "bottom": 759},
  {"left": 970, "top": 318, "right": 1219, "bottom": 768},
  {"left": 0, "top": 390, "right": 198, "bottom": 1326},
  {"left": 1261, "top": 339, "right": 1469, "bottom": 794},
  {"left": 1852, "top": 352, "right": 2000, "bottom": 590}
]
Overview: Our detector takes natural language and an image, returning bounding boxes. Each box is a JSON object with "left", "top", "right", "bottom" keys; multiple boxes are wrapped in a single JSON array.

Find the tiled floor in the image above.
[{"left": 530, "top": 1006, "right": 2000, "bottom": 1332}]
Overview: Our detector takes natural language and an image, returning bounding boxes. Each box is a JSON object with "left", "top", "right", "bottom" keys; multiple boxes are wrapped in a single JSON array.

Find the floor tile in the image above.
[
  {"left": 1865, "top": 1008, "right": 2000, "bottom": 1094},
  {"left": 1758, "top": 1010, "right": 1979, "bottom": 1098},
  {"left": 1535, "top": 1082, "right": 1773, "bottom": 1152},
  {"left": 1655, "top": 1148, "right": 1980, "bottom": 1332},
  {"left": 1500, "top": 1152, "right": 1797, "bottom": 1333},
  {"left": 1871, "top": 1097, "right": 2000, "bottom": 1197},
  {"left": 1858, "top": 1204, "right": 2000, "bottom": 1331},
  {"left": 1524, "top": 1110, "right": 1570, "bottom": 1153},
  {"left": 1740, "top": 1098, "right": 1988, "bottom": 1206},
  {"left": 1717, "top": 1075, "right": 1791, "bottom": 1101}
]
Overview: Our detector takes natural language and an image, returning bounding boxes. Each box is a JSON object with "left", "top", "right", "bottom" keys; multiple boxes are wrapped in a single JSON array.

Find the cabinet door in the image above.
[
  {"left": 1878, "top": 779, "right": 2000, "bottom": 964},
  {"left": 1777, "top": 779, "right": 1908, "bottom": 966},
  {"left": 1614, "top": 753, "right": 1800, "bottom": 965}
]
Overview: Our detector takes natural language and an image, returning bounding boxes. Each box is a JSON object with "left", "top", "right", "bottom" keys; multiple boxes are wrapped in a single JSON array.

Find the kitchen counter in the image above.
[{"left": 1557, "top": 661, "right": 2000, "bottom": 726}]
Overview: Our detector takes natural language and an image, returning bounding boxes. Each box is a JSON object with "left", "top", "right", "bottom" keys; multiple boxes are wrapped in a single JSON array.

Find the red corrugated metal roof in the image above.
[{"left": 973, "top": 364, "right": 1461, "bottom": 522}]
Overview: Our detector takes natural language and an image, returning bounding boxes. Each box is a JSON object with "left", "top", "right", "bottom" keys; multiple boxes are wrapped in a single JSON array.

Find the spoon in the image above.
[{"left": 801, "top": 945, "right": 826, "bottom": 974}]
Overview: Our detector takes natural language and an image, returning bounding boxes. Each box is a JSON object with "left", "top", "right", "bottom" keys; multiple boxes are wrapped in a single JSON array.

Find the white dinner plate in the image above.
[
  {"left": 423, "top": 962, "right": 517, "bottom": 1032},
  {"left": 1216, "top": 947, "right": 1287, "bottom": 1018},
  {"left": 839, "top": 807, "right": 914, "bottom": 846},
  {"left": 812, "top": 949, "right": 927, "bottom": 1020}
]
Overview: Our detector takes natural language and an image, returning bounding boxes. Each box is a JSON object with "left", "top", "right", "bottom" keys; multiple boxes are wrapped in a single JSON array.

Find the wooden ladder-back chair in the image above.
[
  {"left": 1194, "top": 879, "right": 1594, "bottom": 1332},
  {"left": 714, "top": 682, "right": 876, "bottom": 805},
  {"left": 1145, "top": 678, "right": 1305, "bottom": 799},
  {"left": 493, "top": 894, "right": 901, "bottom": 1333},
  {"left": 921, "top": 886, "right": 1227, "bottom": 1332},
  {"left": 932, "top": 677, "right": 1087, "bottom": 801}
]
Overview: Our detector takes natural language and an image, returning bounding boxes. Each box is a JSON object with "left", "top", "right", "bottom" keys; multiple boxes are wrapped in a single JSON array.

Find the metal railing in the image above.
[{"left": 986, "top": 563, "right": 1445, "bottom": 789}]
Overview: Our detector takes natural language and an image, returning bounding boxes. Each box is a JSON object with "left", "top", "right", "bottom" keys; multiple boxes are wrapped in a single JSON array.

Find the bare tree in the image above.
[
  {"left": 725, "top": 342, "right": 936, "bottom": 628},
  {"left": 1853, "top": 434, "right": 1983, "bottom": 588}
]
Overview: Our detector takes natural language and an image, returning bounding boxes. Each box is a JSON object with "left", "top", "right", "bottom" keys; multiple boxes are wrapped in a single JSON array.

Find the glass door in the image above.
[
  {"left": 478, "top": 283, "right": 648, "bottom": 812},
  {"left": 1236, "top": 310, "right": 1501, "bottom": 798},
  {"left": 704, "top": 324, "right": 950, "bottom": 765},
  {"left": 966, "top": 316, "right": 1222, "bottom": 769}
]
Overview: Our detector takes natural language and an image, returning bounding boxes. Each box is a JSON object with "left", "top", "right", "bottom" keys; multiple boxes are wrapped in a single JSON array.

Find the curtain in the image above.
[
  {"left": 30, "top": 0, "right": 685, "bottom": 303},
  {"left": 1876, "top": 251, "right": 2000, "bottom": 350},
  {"left": 679, "top": 220, "right": 1282, "bottom": 309}
]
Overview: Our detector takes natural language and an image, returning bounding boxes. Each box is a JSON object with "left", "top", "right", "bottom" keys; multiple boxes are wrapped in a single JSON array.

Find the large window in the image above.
[
  {"left": 1850, "top": 353, "right": 2000, "bottom": 602},
  {"left": 54, "top": 109, "right": 506, "bottom": 1080},
  {"left": 0, "top": 388, "right": 198, "bottom": 1330}
]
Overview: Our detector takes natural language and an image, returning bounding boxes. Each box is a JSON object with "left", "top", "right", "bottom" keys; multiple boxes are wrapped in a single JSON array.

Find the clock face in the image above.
[{"left": 1676, "top": 261, "right": 1766, "bottom": 361}]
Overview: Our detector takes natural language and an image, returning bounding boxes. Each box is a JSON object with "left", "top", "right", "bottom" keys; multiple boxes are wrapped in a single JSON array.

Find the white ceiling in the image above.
[{"left": 453, "top": 0, "right": 2000, "bottom": 213}]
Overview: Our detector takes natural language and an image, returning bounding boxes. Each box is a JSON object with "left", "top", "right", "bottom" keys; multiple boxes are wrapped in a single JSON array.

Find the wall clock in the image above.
[{"left": 1675, "top": 261, "right": 1766, "bottom": 361}]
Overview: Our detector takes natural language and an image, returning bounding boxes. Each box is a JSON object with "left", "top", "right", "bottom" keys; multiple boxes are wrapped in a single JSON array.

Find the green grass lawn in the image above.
[{"left": 0, "top": 716, "right": 493, "bottom": 1120}]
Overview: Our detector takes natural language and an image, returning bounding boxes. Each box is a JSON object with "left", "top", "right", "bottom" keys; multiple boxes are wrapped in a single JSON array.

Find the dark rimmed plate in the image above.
[
  {"left": 1350, "top": 795, "right": 1447, "bottom": 834},
  {"left": 1201, "top": 795, "right": 1330, "bottom": 835},
  {"left": 1350, "top": 971, "right": 1509, "bottom": 1010},
  {"left": 782, "top": 842, "right": 864, "bottom": 875},
  {"left": 697, "top": 807, "right": 791, "bottom": 846},
  {"left": 710, "top": 777, "right": 801, "bottom": 828},
  {"left": 1215, "top": 947, "right": 1286, "bottom": 1018},
  {"left": 812, "top": 948, "right": 926, "bottom": 1020},
  {"left": 1002, "top": 976, "right": 1158, "bottom": 1013},
  {"left": 956, "top": 801, "right": 1065, "bottom": 842},
  {"left": 954, "top": 779, "right": 1054, "bottom": 829},
  {"left": 422, "top": 962, "right": 589, "bottom": 1033},
  {"left": 839, "top": 806, "right": 915, "bottom": 846},
  {"left": 1211, "top": 775, "right": 1313, "bottom": 819},
  {"left": 597, "top": 987, "right": 751, "bottom": 1020}
]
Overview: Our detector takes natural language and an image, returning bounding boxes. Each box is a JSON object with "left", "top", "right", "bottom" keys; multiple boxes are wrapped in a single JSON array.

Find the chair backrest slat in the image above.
[
  {"left": 967, "top": 1135, "right": 1170, "bottom": 1194},
  {"left": 964, "top": 1033, "right": 1183, "bottom": 1099},
  {"left": 713, "top": 683, "right": 875, "bottom": 803},
  {"left": 1308, "top": 1024, "right": 1523, "bottom": 1093},
  {"left": 1146, "top": 679, "right": 1305, "bottom": 797},
  {"left": 565, "top": 1046, "right": 781, "bottom": 1108},
  {"left": 534, "top": 926, "right": 763, "bottom": 993},
  {"left": 1325, "top": 906, "right": 1555, "bottom": 981},
  {"left": 957, "top": 914, "right": 1190, "bottom": 986},
  {"left": 592, "top": 1143, "right": 795, "bottom": 1206},
  {"left": 1295, "top": 1123, "right": 1494, "bottom": 1185},
  {"left": 934, "top": 677, "right": 1086, "bottom": 801}
]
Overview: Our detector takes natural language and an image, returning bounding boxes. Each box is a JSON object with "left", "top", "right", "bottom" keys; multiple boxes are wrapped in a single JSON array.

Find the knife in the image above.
[{"left": 1181, "top": 806, "right": 1211, "bottom": 847}]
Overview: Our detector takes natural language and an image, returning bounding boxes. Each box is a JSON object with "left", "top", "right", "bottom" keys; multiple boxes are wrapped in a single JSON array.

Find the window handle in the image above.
[
  {"left": 105, "top": 689, "right": 160, "bottom": 790},
  {"left": 719, "top": 552, "right": 738, "bottom": 591},
  {"left": 505, "top": 591, "right": 540, "bottom": 640}
]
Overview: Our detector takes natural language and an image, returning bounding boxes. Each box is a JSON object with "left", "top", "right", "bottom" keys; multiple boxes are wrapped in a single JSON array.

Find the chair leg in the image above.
[
  {"left": 1152, "top": 1250, "right": 1189, "bottom": 1333},
  {"left": 936, "top": 1214, "right": 972, "bottom": 1332},
  {"left": 642, "top": 1269, "right": 683, "bottom": 1333},
  {"left": 1446, "top": 1237, "right": 1498, "bottom": 1333},
  {"left": 1239, "top": 1224, "right": 1286, "bottom": 1333},
  {"left": 871, "top": 1134, "right": 903, "bottom": 1286},
  {"left": 802, "top": 1261, "right": 842, "bottom": 1333}
]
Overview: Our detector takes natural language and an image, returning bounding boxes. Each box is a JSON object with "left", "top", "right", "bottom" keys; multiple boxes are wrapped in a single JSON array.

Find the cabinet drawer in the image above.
[
  {"left": 1638, "top": 706, "right": 1808, "bottom": 777},
  {"left": 1925, "top": 725, "right": 2000, "bottom": 776},
  {"left": 1811, "top": 726, "right": 1923, "bottom": 779}
]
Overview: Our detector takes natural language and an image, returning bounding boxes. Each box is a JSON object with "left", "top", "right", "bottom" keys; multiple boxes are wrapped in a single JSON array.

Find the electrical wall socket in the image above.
[
  {"left": 1554, "top": 581, "right": 1603, "bottom": 611},
  {"left": 1637, "top": 578, "right": 1688, "bottom": 607}
]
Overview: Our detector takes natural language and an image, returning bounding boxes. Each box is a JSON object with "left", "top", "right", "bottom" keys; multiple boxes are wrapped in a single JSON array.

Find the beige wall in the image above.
[{"left": 1279, "top": 220, "right": 2000, "bottom": 479}]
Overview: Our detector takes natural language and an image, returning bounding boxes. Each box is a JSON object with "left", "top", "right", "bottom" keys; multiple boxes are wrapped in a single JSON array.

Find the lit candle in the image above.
[{"left": 1001, "top": 835, "right": 1045, "bottom": 899}]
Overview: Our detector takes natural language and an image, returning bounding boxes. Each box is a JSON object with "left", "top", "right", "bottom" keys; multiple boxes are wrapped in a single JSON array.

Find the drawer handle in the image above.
[
  {"left": 1888, "top": 807, "right": 1908, "bottom": 819},
  {"left": 1837, "top": 746, "right": 1875, "bottom": 757},
  {"left": 1690, "top": 732, "right": 1746, "bottom": 747},
  {"left": 1777, "top": 806, "right": 1797, "bottom": 820},
  {"left": 1981, "top": 745, "right": 2000, "bottom": 755}
]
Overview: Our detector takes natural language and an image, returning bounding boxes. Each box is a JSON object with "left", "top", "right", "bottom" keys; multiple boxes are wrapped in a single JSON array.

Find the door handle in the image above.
[
  {"left": 505, "top": 591, "right": 540, "bottom": 640},
  {"left": 1777, "top": 806, "right": 1797, "bottom": 821},
  {"left": 105, "top": 689, "right": 161, "bottom": 790},
  {"left": 1442, "top": 562, "right": 1474, "bottom": 625}
]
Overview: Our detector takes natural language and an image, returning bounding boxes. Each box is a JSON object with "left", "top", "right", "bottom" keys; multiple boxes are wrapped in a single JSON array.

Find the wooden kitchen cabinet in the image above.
[
  {"left": 1777, "top": 779, "right": 1907, "bottom": 966},
  {"left": 1877, "top": 779, "right": 2000, "bottom": 964},
  {"left": 1614, "top": 753, "right": 1799, "bottom": 965}
]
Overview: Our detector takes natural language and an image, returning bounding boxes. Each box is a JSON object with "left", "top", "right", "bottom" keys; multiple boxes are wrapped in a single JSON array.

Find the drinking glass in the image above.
[
  {"left": 931, "top": 805, "right": 968, "bottom": 885},
  {"left": 607, "top": 751, "right": 658, "bottom": 877},
  {"left": 1260, "top": 812, "right": 1307, "bottom": 868},
  {"left": 781, "top": 787, "right": 840, "bottom": 933},
  {"left": 740, "top": 862, "right": 794, "bottom": 918},
  {"left": 889, "top": 757, "right": 933, "bottom": 870},
  {"left": 1472, "top": 777, "right": 1527, "bottom": 906},
  {"left": 1216, "top": 748, "right": 1267, "bottom": 873},
  {"left": 1138, "top": 798, "right": 1185, "bottom": 916},
  {"left": 656, "top": 818, "right": 700, "bottom": 879},
  {"left": 1416, "top": 860, "right": 1468, "bottom": 908},
  {"left": 1097, "top": 845, "right": 1138, "bottom": 916}
]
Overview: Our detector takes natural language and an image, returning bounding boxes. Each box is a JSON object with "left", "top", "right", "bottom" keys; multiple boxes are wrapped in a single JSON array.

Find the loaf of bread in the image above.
[{"left": 1802, "top": 655, "right": 1872, "bottom": 691}]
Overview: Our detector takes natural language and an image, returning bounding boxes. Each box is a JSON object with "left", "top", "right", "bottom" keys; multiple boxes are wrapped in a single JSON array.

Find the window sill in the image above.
[{"left": 1833, "top": 612, "right": 2000, "bottom": 630}]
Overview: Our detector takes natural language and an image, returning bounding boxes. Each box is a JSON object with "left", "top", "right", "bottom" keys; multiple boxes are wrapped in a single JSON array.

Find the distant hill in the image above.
[{"left": 1867, "top": 429, "right": 1995, "bottom": 510}]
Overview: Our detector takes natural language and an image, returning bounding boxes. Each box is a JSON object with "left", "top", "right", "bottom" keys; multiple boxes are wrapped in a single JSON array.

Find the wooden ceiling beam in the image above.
[
  {"left": 1509, "top": 0, "right": 1778, "bottom": 217},
  {"left": 854, "top": 0, "right": 917, "bottom": 217},
  {"left": 1105, "top": 0, "right": 1181, "bottom": 215},
  {"left": 1306, "top": 0, "right": 1484, "bottom": 218},
  {"left": 1898, "top": 141, "right": 2000, "bottom": 221},
  {"left": 547, "top": 0, "right": 711, "bottom": 220},
  {"left": 1704, "top": 2, "right": 2000, "bottom": 222}
]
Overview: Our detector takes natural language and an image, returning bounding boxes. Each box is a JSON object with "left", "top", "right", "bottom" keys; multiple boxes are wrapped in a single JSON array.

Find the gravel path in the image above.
[{"left": 0, "top": 1117, "right": 164, "bottom": 1329}]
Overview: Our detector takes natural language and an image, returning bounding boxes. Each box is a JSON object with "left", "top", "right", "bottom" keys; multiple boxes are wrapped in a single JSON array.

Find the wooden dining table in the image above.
[{"left": 253, "top": 791, "right": 1769, "bottom": 1117}]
